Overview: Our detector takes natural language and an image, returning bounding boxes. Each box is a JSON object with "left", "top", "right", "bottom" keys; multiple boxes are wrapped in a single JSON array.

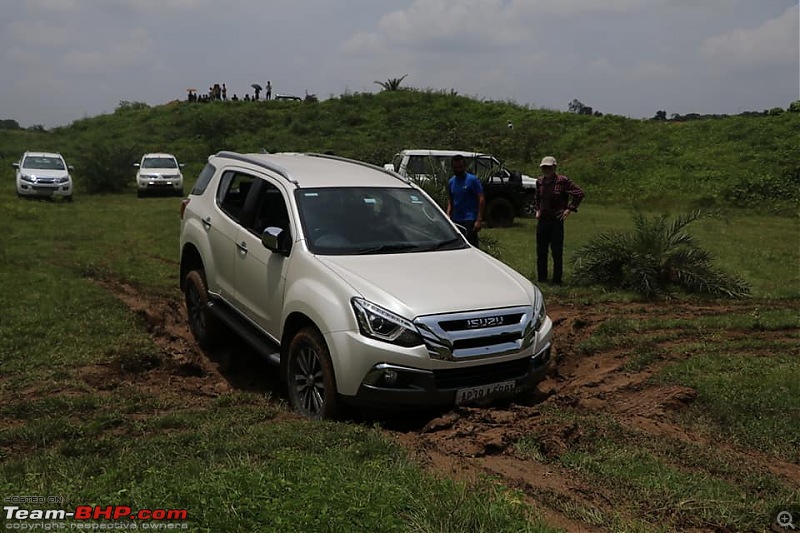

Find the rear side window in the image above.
[
  {"left": 217, "top": 172, "right": 257, "bottom": 223},
  {"left": 191, "top": 163, "right": 217, "bottom": 195}
]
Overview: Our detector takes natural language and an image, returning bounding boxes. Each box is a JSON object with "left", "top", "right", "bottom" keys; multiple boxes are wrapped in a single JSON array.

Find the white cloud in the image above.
[
  {"left": 343, "top": 0, "right": 528, "bottom": 55},
  {"left": 4, "top": 46, "right": 43, "bottom": 67},
  {"left": 628, "top": 61, "right": 675, "bottom": 81},
  {"left": 62, "top": 28, "right": 154, "bottom": 71},
  {"left": 23, "top": 0, "right": 79, "bottom": 12},
  {"left": 700, "top": 4, "right": 799, "bottom": 69},
  {"left": 7, "top": 20, "right": 76, "bottom": 48},
  {"left": 23, "top": 0, "right": 206, "bottom": 13}
]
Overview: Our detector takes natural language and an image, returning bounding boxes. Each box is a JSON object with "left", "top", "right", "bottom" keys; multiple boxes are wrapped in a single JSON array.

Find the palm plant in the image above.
[
  {"left": 374, "top": 74, "right": 408, "bottom": 91},
  {"left": 572, "top": 210, "right": 750, "bottom": 299}
]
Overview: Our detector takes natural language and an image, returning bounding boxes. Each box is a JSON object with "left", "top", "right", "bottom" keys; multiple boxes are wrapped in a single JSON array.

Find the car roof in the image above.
[
  {"left": 210, "top": 152, "right": 409, "bottom": 189},
  {"left": 398, "top": 149, "right": 493, "bottom": 158},
  {"left": 142, "top": 153, "right": 177, "bottom": 159},
  {"left": 23, "top": 152, "right": 63, "bottom": 159}
]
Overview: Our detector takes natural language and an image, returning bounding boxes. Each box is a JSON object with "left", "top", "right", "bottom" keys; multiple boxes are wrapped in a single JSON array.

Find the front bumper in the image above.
[
  {"left": 17, "top": 182, "right": 72, "bottom": 197},
  {"left": 344, "top": 343, "right": 552, "bottom": 409},
  {"left": 137, "top": 178, "right": 183, "bottom": 191}
]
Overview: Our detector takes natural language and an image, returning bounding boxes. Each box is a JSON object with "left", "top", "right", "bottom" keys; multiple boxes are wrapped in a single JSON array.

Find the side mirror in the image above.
[
  {"left": 179, "top": 163, "right": 185, "bottom": 168},
  {"left": 133, "top": 163, "right": 140, "bottom": 168},
  {"left": 68, "top": 165, "right": 74, "bottom": 171},
  {"left": 261, "top": 226, "right": 291, "bottom": 255},
  {"left": 12, "top": 162, "right": 19, "bottom": 169},
  {"left": 383, "top": 163, "right": 394, "bottom": 172}
]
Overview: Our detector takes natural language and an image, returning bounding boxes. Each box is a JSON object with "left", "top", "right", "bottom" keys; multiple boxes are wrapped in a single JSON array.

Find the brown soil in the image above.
[{"left": 66, "top": 279, "right": 800, "bottom": 531}]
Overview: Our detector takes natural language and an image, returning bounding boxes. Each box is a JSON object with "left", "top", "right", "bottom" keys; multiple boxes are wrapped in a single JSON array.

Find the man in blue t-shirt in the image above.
[{"left": 446, "top": 154, "right": 485, "bottom": 247}]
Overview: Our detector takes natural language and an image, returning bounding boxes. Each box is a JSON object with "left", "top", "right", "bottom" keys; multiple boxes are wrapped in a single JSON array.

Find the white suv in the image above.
[
  {"left": 13, "top": 151, "right": 73, "bottom": 201},
  {"left": 179, "top": 151, "right": 553, "bottom": 418},
  {"left": 135, "top": 153, "right": 184, "bottom": 197}
]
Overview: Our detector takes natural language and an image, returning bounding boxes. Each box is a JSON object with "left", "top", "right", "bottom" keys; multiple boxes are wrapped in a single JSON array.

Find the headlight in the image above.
[
  {"left": 351, "top": 298, "right": 423, "bottom": 347},
  {"left": 57, "top": 176, "right": 70, "bottom": 184},
  {"left": 20, "top": 174, "right": 35, "bottom": 183},
  {"left": 533, "top": 290, "right": 547, "bottom": 331}
]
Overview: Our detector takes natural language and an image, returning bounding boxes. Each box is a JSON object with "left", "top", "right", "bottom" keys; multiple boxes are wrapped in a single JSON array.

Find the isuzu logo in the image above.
[{"left": 466, "top": 316, "right": 504, "bottom": 329}]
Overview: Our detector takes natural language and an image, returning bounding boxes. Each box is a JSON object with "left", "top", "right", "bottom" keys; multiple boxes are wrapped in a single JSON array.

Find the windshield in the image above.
[
  {"left": 142, "top": 157, "right": 178, "bottom": 169},
  {"left": 22, "top": 156, "right": 66, "bottom": 170},
  {"left": 295, "top": 187, "right": 466, "bottom": 255}
]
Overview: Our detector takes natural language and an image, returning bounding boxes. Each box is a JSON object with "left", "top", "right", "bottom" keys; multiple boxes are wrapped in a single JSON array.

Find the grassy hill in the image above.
[{"left": 2, "top": 90, "right": 799, "bottom": 208}]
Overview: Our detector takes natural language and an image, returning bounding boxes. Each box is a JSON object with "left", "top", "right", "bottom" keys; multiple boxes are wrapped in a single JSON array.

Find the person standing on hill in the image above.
[
  {"left": 447, "top": 154, "right": 485, "bottom": 247},
  {"left": 265, "top": 81, "right": 272, "bottom": 100},
  {"left": 534, "top": 156, "right": 584, "bottom": 285}
]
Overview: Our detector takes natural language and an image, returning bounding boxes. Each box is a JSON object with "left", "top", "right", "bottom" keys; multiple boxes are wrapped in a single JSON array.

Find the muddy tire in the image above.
[
  {"left": 286, "top": 327, "right": 340, "bottom": 419},
  {"left": 184, "top": 269, "right": 221, "bottom": 348},
  {"left": 485, "top": 196, "right": 515, "bottom": 228}
]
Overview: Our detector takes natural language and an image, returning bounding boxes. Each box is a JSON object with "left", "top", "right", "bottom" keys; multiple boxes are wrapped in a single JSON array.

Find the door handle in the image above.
[
  {"left": 236, "top": 241, "right": 248, "bottom": 254},
  {"left": 201, "top": 216, "right": 212, "bottom": 229}
]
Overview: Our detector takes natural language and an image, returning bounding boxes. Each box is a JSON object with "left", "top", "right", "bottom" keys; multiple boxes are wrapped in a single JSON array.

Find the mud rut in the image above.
[{"left": 88, "top": 278, "right": 800, "bottom": 531}]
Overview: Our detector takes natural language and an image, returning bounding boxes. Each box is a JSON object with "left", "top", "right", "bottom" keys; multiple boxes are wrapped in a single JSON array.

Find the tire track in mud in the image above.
[{"left": 86, "top": 278, "right": 800, "bottom": 530}]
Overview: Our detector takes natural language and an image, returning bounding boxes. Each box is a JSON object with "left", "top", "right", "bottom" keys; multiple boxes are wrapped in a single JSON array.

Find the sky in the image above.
[{"left": 1, "top": 0, "right": 798, "bottom": 127}]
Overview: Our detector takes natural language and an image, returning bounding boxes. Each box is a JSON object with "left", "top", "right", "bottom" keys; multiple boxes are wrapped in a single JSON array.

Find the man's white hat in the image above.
[{"left": 539, "top": 156, "right": 557, "bottom": 167}]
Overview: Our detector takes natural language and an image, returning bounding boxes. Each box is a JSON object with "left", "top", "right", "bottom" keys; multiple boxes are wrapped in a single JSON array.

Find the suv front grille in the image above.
[
  {"left": 415, "top": 306, "right": 535, "bottom": 360},
  {"left": 434, "top": 357, "right": 531, "bottom": 389}
]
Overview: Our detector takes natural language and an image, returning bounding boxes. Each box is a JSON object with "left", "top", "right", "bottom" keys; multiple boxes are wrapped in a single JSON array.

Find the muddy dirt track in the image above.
[{"left": 88, "top": 278, "right": 800, "bottom": 532}]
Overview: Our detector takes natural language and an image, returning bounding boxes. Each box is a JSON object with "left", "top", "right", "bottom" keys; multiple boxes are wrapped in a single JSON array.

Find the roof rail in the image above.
[
  {"left": 214, "top": 151, "right": 298, "bottom": 185},
  {"left": 306, "top": 153, "right": 409, "bottom": 184}
]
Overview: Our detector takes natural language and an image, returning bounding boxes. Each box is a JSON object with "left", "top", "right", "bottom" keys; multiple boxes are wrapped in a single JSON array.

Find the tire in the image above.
[
  {"left": 137, "top": 190, "right": 145, "bottom": 198},
  {"left": 184, "top": 270, "right": 221, "bottom": 348},
  {"left": 285, "top": 327, "right": 340, "bottom": 419},
  {"left": 65, "top": 195, "right": 73, "bottom": 203},
  {"left": 485, "top": 196, "right": 515, "bottom": 228},
  {"left": 176, "top": 187, "right": 185, "bottom": 197},
  {"left": 522, "top": 192, "right": 536, "bottom": 218}
]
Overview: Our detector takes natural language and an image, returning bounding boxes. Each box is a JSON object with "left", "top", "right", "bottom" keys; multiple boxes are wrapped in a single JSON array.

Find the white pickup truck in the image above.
[{"left": 385, "top": 149, "right": 537, "bottom": 226}]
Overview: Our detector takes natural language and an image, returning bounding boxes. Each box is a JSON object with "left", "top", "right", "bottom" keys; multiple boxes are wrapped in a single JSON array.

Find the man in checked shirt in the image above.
[{"left": 534, "top": 156, "right": 585, "bottom": 285}]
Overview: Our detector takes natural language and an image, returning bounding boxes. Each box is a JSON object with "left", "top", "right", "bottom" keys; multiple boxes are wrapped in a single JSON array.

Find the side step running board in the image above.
[{"left": 207, "top": 301, "right": 281, "bottom": 366}]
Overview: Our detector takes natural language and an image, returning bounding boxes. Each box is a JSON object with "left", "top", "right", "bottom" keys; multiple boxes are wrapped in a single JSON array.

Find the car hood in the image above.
[
  {"left": 316, "top": 248, "right": 533, "bottom": 318},
  {"left": 521, "top": 174, "right": 537, "bottom": 189},
  {"left": 20, "top": 169, "right": 69, "bottom": 179}
]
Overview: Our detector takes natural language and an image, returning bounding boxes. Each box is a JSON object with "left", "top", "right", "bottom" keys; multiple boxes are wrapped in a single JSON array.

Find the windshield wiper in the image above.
[
  {"left": 353, "top": 243, "right": 421, "bottom": 255},
  {"left": 418, "top": 237, "right": 467, "bottom": 252}
]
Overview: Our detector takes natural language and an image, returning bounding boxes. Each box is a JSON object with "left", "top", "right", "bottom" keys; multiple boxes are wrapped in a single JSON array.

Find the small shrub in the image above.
[
  {"left": 75, "top": 143, "right": 140, "bottom": 194},
  {"left": 572, "top": 210, "right": 750, "bottom": 299},
  {"left": 723, "top": 167, "right": 800, "bottom": 209}
]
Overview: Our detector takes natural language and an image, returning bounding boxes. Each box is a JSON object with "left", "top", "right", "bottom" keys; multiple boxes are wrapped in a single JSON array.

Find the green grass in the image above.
[
  {"left": 1, "top": 93, "right": 799, "bottom": 531},
  {"left": 0, "top": 183, "right": 558, "bottom": 531},
  {"left": 658, "top": 348, "right": 800, "bottom": 461}
]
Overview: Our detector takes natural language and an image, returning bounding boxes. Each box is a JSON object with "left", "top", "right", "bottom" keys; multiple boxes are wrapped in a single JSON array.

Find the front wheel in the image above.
[
  {"left": 286, "top": 327, "right": 340, "bottom": 419},
  {"left": 65, "top": 195, "right": 73, "bottom": 203}
]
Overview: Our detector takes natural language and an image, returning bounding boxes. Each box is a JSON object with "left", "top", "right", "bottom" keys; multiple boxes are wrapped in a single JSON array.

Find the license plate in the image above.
[
  {"left": 455, "top": 380, "right": 517, "bottom": 404},
  {"left": 34, "top": 187, "right": 53, "bottom": 195}
]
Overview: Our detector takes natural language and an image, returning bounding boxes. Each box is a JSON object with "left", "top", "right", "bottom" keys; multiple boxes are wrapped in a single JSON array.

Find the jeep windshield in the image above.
[
  {"left": 296, "top": 187, "right": 467, "bottom": 255},
  {"left": 22, "top": 156, "right": 65, "bottom": 170},
  {"left": 142, "top": 157, "right": 178, "bottom": 169}
]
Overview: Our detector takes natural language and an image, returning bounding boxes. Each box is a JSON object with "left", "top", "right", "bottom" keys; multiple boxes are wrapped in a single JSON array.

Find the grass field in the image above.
[
  {"left": 1, "top": 174, "right": 797, "bottom": 531},
  {"left": 1, "top": 91, "right": 799, "bottom": 531}
]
